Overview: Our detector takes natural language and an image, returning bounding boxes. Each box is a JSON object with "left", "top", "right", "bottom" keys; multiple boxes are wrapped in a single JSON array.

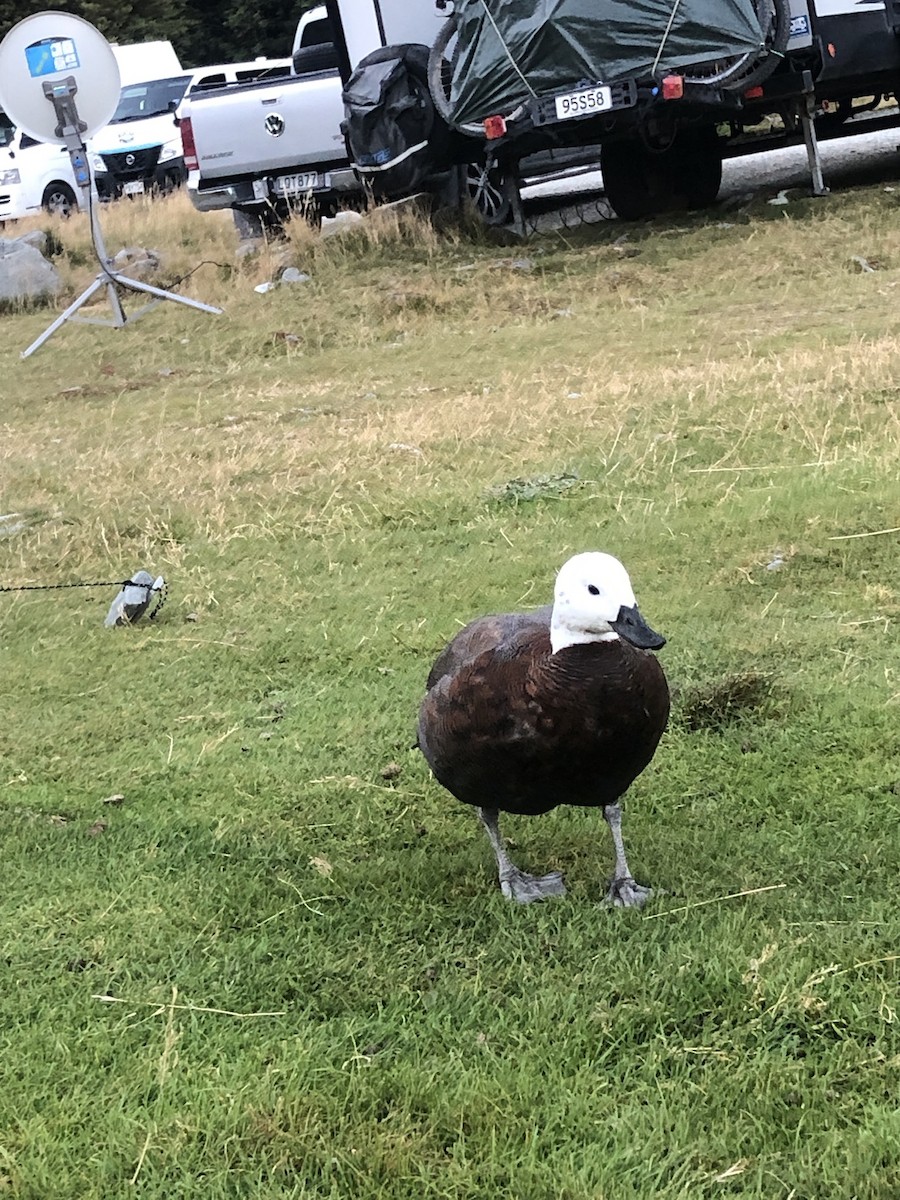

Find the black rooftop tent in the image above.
[{"left": 447, "top": 0, "right": 766, "bottom": 125}]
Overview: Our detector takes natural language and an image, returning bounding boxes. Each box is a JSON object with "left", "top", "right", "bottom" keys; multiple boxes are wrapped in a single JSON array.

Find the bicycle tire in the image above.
[
  {"left": 427, "top": 14, "right": 458, "bottom": 124},
  {"left": 681, "top": 0, "right": 790, "bottom": 91}
]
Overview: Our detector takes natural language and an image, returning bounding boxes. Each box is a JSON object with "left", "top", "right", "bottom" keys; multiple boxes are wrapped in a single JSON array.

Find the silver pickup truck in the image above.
[{"left": 180, "top": 6, "right": 360, "bottom": 229}]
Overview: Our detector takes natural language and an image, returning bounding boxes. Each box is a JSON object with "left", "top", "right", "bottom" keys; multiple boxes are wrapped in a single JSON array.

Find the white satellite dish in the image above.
[
  {"left": 0, "top": 10, "right": 220, "bottom": 358},
  {"left": 0, "top": 11, "right": 120, "bottom": 143}
]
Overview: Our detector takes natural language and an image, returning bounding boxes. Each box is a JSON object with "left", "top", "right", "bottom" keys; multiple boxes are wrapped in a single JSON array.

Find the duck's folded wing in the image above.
[{"left": 425, "top": 606, "right": 552, "bottom": 690}]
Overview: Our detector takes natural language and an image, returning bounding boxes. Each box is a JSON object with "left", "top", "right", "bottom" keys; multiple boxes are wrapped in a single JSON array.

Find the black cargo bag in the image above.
[{"left": 342, "top": 43, "right": 446, "bottom": 200}]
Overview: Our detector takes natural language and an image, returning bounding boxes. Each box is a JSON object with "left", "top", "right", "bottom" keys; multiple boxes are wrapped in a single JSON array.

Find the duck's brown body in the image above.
[{"left": 418, "top": 609, "right": 670, "bottom": 817}]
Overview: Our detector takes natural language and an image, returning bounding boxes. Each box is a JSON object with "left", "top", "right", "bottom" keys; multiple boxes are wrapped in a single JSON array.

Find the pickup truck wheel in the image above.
[
  {"left": 233, "top": 208, "right": 266, "bottom": 239},
  {"left": 42, "top": 182, "right": 77, "bottom": 217},
  {"left": 463, "top": 160, "right": 515, "bottom": 225},
  {"left": 233, "top": 206, "right": 291, "bottom": 238}
]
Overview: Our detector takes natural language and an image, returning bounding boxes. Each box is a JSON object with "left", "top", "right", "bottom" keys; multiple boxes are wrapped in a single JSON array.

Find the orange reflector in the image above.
[
  {"left": 661, "top": 74, "right": 684, "bottom": 100},
  {"left": 483, "top": 115, "right": 507, "bottom": 139},
  {"left": 744, "top": 85, "right": 764, "bottom": 99}
]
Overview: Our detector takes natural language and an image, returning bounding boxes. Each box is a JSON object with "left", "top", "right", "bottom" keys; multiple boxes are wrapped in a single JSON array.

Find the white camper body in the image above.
[
  {"left": 330, "top": 0, "right": 450, "bottom": 72},
  {"left": 111, "top": 40, "right": 182, "bottom": 86}
]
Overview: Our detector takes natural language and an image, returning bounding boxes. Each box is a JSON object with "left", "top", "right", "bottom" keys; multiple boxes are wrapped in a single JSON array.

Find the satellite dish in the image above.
[
  {"left": 0, "top": 10, "right": 221, "bottom": 358},
  {"left": 0, "top": 10, "right": 120, "bottom": 144}
]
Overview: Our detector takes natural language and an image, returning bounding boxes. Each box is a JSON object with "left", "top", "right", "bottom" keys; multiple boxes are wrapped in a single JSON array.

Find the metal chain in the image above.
[
  {"left": 2, "top": 576, "right": 167, "bottom": 622},
  {"left": 152, "top": 582, "right": 167, "bottom": 619},
  {"left": 0, "top": 580, "right": 127, "bottom": 593}
]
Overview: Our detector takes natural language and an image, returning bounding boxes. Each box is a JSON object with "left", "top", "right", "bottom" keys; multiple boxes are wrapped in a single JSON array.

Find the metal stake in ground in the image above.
[{"left": 0, "top": 570, "right": 166, "bottom": 626}]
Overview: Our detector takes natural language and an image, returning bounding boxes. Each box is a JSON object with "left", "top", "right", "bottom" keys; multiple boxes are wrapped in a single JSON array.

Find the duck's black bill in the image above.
[{"left": 611, "top": 604, "right": 666, "bottom": 650}]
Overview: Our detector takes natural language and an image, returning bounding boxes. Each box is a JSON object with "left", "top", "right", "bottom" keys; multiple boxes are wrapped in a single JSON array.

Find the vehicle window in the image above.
[
  {"left": 109, "top": 75, "right": 193, "bottom": 122},
  {"left": 0, "top": 111, "right": 15, "bottom": 148},
  {"left": 235, "top": 65, "right": 291, "bottom": 81},
  {"left": 195, "top": 72, "right": 227, "bottom": 87},
  {"left": 20, "top": 134, "right": 41, "bottom": 149}
]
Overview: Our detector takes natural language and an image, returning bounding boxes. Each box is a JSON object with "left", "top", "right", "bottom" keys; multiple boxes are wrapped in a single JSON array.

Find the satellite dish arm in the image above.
[
  {"left": 43, "top": 76, "right": 87, "bottom": 138},
  {"left": 39, "top": 75, "right": 114, "bottom": 278}
]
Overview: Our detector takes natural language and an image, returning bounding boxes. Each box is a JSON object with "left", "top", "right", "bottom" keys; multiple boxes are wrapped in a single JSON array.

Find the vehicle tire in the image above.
[
  {"left": 42, "top": 182, "right": 77, "bottom": 217},
  {"left": 602, "top": 126, "right": 722, "bottom": 219},
  {"left": 286, "top": 198, "right": 323, "bottom": 229},
  {"left": 462, "top": 159, "right": 516, "bottom": 225},
  {"left": 233, "top": 205, "right": 290, "bottom": 238},
  {"left": 670, "top": 125, "right": 723, "bottom": 209},
  {"left": 292, "top": 43, "right": 340, "bottom": 74},
  {"left": 600, "top": 140, "right": 669, "bottom": 220},
  {"left": 233, "top": 206, "right": 266, "bottom": 239}
]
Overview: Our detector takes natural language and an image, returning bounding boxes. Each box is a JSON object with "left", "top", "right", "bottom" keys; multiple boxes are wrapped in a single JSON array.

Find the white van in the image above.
[
  {"left": 89, "top": 58, "right": 292, "bottom": 199},
  {"left": 0, "top": 109, "right": 86, "bottom": 222},
  {"left": 0, "top": 40, "right": 181, "bottom": 224}
]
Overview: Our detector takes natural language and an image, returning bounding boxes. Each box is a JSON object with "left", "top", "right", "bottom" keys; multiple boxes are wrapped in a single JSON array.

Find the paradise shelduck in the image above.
[{"left": 417, "top": 552, "right": 669, "bottom": 905}]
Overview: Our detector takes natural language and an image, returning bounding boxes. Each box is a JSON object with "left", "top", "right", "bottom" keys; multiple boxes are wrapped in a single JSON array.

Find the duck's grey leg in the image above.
[
  {"left": 477, "top": 807, "right": 566, "bottom": 903},
  {"left": 603, "top": 802, "right": 652, "bottom": 908}
]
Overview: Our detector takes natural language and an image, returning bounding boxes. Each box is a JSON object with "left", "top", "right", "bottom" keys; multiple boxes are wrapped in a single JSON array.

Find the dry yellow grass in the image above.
[{"left": 3, "top": 185, "right": 899, "bottom": 579}]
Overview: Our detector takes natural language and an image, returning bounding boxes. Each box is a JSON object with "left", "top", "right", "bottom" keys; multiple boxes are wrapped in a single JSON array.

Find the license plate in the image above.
[
  {"left": 554, "top": 86, "right": 613, "bottom": 121},
  {"left": 273, "top": 171, "right": 328, "bottom": 195},
  {"left": 122, "top": 179, "right": 145, "bottom": 196}
]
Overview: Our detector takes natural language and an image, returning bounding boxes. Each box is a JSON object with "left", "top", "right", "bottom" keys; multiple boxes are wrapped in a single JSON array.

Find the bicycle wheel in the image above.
[
  {"left": 427, "top": 14, "right": 457, "bottom": 124},
  {"left": 681, "top": 0, "right": 790, "bottom": 91}
]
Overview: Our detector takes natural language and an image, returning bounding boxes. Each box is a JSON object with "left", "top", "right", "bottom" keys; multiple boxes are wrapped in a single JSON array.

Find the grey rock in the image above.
[
  {"left": 15, "top": 230, "right": 48, "bottom": 254},
  {"left": 112, "top": 246, "right": 162, "bottom": 279},
  {"left": 320, "top": 210, "right": 364, "bottom": 239},
  {"left": 0, "top": 238, "right": 61, "bottom": 306}
]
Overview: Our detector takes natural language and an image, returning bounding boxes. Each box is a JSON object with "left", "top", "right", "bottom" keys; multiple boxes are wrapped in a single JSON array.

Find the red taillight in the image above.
[
  {"left": 180, "top": 114, "right": 198, "bottom": 171},
  {"left": 744, "top": 85, "right": 764, "bottom": 99},
  {"left": 483, "top": 115, "right": 507, "bottom": 139},
  {"left": 661, "top": 74, "right": 684, "bottom": 100}
]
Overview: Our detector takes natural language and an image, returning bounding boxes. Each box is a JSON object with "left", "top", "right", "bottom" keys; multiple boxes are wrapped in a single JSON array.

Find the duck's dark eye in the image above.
[{"left": 587, "top": 584, "right": 600, "bottom": 596}]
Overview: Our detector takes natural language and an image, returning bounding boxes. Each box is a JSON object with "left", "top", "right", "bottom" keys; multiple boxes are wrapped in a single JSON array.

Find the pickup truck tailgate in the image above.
[{"left": 190, "top": 71, "right": 347, "bottom": 179}]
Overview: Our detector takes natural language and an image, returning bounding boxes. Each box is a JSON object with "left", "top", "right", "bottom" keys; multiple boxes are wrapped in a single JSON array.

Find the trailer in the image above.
[{"left": 325, "top": 0, "right": 900, "bottom": 223}]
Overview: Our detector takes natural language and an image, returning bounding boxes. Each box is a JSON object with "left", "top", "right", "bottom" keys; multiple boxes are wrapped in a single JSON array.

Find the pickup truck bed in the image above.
[{"left": 183, "top": 61, "right": 360, "bottom": 223}]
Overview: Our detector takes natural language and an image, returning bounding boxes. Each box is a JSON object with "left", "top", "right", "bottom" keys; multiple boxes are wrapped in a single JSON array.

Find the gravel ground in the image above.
[{"left": 521, "top": 122, "right": 900, "bottom": 231}]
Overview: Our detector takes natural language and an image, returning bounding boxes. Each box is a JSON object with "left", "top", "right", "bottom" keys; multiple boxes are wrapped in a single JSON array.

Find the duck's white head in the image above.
[{"left": 549, "top": 551, "right": 666, "bottom": 654}]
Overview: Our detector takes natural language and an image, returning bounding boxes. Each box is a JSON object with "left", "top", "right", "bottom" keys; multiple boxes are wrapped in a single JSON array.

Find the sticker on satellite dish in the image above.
[{"left": 24, "top": 38, "right": 81, "bottom": 78}]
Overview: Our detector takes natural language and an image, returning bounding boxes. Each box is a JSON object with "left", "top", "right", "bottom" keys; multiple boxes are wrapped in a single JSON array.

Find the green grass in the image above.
[{"left": 1, "top": 186, "right": 900, "bottom": 1198}]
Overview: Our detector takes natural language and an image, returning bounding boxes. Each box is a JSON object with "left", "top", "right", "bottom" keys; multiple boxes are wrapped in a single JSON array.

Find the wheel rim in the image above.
[
  {"left": 45, "top": 189, "right": 73, "bottom": 216},
  {"left": 466, "top": 164, "right": 509, "bottom": 222}
]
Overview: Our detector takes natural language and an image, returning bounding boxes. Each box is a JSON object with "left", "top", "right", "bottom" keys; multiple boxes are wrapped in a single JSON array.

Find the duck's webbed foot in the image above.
[
  {"left": 477, "top": 806, "right": 566, "bottom": 904},
  {"left": 500, "top": 866, "right": 566, "bottom": 904},
  {"left": 605, "top": 876, "right": 652, "bottom": 908},
  {"left": 603, "top": 802, "right": 651, "bottom": 909}
]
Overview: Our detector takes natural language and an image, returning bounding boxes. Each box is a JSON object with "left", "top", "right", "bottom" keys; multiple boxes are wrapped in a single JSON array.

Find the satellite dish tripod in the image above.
[{"left": 22, "top": 76, "right": 222, "bottom": 360}]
